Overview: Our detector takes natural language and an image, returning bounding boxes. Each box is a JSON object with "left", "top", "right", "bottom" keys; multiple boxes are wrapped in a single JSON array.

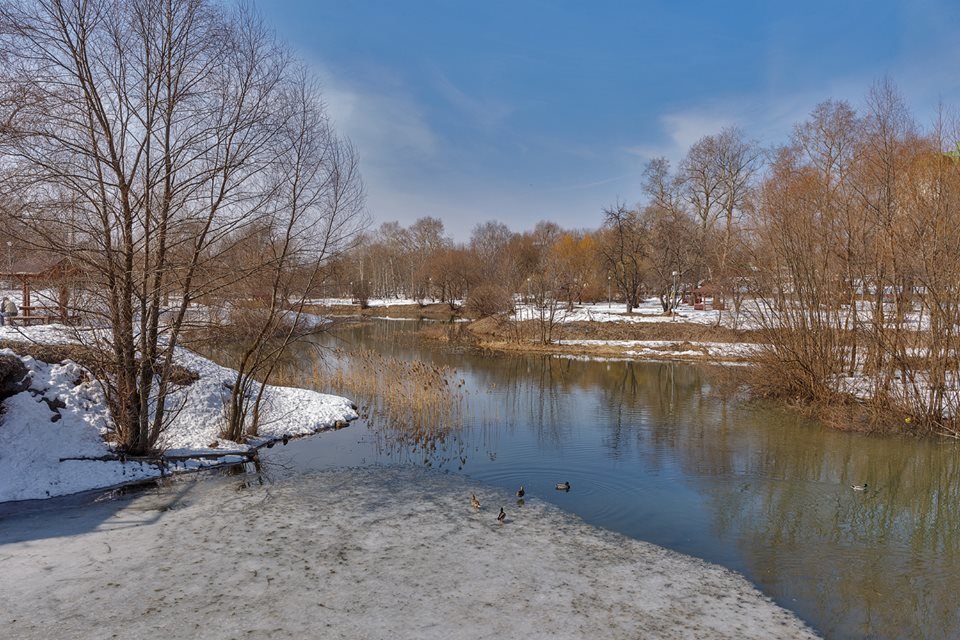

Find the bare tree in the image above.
[
  {"left": 597, "top": 203, "right": 648, "bottom": 312},
  {"left": 642, "top": 157, "right": 695, "bottom": 313},
  {"left": 0, "top": 0, "right": 362, "bottom": 453},
  {"left": 642, "top": 204, "right": 697, "bottom": 313},
  {"left": 219, "top": 73, "right": 366, "bottom": 442},
  {"left": 470, "top": 220, "right": 513, "bottom": 285},
  {"left": 679, "top": 135, "right": 725, "bottom": 285},
  {"left": 712, "top": 127, "right": 760, "bottom": 318}
]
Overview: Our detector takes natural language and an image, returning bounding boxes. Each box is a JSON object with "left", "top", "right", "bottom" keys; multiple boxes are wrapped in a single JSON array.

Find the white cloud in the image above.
[
  {"left": 313, "top": 64, "right": 439, "bottom": 160},
  {"left": 625, "top": 111, "right": 736, "bottom": 162}
]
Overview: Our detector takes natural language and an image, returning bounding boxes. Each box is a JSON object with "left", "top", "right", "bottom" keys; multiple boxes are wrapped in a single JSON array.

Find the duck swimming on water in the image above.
[
  {"left": 851, "top": 483, "right": 868, "bottom": 491},
  {"left": 556, "top": 481, "right": 570, "bottom": 491},
  {"left": 471, "top": 494, "right": 481, "bottom": 510},
  {"left": 497, "top": 507, "right": 506, "bottom": 524},
  {"left": 516, "top": 486, "right": 525, "bottom": 498}
]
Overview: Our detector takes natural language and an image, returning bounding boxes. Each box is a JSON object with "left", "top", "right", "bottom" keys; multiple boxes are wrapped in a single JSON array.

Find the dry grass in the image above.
[
  {"left": 0, "top": 340, "right": 100, "bottom": 369},
  {"left": 275, "top": 348, "right": 468, "bottom": 457},
  {"left": 0, "top": 340, "right": 198, "bottom": 387}
]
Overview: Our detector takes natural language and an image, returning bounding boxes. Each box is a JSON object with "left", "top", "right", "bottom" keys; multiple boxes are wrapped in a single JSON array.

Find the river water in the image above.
[{"left": 261, "top": 318, "right": 960, "bottom": 640}]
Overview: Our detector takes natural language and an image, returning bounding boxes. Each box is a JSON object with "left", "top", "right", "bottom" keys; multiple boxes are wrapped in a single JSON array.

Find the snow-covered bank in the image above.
[
  {"left": 515, "top": 300, "right": 758, "bottom": 328},
  {"left": 0, "top": 325, "right": 357, "bottom": 503},
  {"left": 308, "top": 296, "right": 423, "bottom": 307},
  {"left": 557, "top": 339, "right": 762, "bottom": 361},
  {"left": 0, "top": 466, "right": 818, "bottom": 639}
]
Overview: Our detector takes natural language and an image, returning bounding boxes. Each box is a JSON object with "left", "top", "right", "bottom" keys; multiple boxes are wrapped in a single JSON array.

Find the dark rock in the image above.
[{"left": 0, "top": 354, "right": 29, "bottom": 401}]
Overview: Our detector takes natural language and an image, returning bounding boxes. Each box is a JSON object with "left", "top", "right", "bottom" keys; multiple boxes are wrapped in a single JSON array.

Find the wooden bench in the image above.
[{"left": 9, "top": 305, "right": 80, "bottom": 326}]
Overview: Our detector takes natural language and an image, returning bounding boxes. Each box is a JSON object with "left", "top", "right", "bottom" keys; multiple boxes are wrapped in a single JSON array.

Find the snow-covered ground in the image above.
[
  {"left": 557, "top": 339, "right": 762, "bottom": 361},
  {"left": 0, "top": 466, "right": 818, "bottom": 640},
  {"left": 513, "top": 300, "right": 758, "bottom": 328},
  {"left": 0, "top": 324, "right": 357, "bottom": 503},
  {"left": 309, "top": 296, "right": 422, "bottom": 307}
]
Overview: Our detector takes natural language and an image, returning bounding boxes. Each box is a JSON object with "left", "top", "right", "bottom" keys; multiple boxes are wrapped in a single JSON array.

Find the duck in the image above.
[
  {"left": 516, "top": 486, "right": 525, "bottom": 498},
  {"left": 497, "top": 507, "right": 506, "bottom": 524},
  {"left": 555, "top": 481, "right": 571, "bottom": 491},
  {"left": 471, "top": 494, "right": 481, "bottom": 510},
  {"left": 851, "top": 483, "right": 868, "bottom": 491}
]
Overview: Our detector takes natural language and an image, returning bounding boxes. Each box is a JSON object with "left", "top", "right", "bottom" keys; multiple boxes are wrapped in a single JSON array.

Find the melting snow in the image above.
[
  {"left": 558, "top": 339, "right": 761, "bottom": 361},
  {"left": 0, "top": 328, "right": 357, "bottom": 503},
  {"left": 0, "top": 467, "right": 818, "bottom": 639}
]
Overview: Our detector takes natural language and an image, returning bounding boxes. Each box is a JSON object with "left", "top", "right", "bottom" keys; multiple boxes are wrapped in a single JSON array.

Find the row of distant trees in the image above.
[
  {"left": 329, "top": 123, "right": 761, "bottom": 320},
  {"left": 331, "top": 81, "right": 960, "bottom": 434}
]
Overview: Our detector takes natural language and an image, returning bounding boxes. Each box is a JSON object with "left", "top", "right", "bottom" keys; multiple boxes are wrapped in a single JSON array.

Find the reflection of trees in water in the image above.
[
  {"left": 461, "top": 342, "right": 960, "bottom": 637},
  {"left": 286, "top": 321, "right": 960, "bottom": 637},
  {"left": 495, "top": 356, "right": 573, "bottom": 447},
  {"left": 671, "top": 409, "right": 960, "bottom": 638}
]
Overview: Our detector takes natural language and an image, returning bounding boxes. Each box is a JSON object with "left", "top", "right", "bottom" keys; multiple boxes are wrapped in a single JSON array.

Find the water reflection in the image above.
[{"left": 266, "top": 319, "right": 960, "bottom": 639}]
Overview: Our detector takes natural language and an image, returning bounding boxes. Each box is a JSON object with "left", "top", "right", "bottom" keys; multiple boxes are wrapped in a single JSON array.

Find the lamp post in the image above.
[
  {"left": 607, "top": 274, "right": 611, "bottom": 307},
  {"left": 671, "top": 270, "right": 679, "bottom": 319},
  {"left": 5, "top": 241, "right": 11, "bottom": 289},
  {"left": 526, "top": 277, "right": 531, "bottom": 304}
]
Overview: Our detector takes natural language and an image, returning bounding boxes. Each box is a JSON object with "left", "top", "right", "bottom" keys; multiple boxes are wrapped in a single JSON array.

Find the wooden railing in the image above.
[{"left": 10, "top": 305, "right": 81, "bottom": 326}]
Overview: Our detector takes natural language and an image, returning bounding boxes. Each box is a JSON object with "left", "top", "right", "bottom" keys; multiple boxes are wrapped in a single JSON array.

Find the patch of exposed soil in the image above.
[{"left": 0, "top": 340, "right": 198, "bottom": 387}]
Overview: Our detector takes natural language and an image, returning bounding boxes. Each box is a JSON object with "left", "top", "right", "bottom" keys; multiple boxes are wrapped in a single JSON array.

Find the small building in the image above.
[
  {"left": 688, "top": 282, "right": 725, "bottom": 311},
  {"left": 0, "top": 254, "right": 78, "bottom": 323}
]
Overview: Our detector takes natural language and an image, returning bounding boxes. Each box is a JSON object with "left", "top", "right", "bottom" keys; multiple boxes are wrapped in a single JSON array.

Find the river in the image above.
[{"left": 260, "top": 318, "right": 960, "bottom": 639}]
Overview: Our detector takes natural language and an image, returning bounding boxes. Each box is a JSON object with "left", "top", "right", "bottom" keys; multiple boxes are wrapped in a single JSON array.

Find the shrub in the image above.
[{"left": 466, "top": 284, "right": 513, "bottom": 318}]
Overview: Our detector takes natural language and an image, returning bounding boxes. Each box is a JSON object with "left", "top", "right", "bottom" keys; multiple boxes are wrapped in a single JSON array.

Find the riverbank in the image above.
[
  {"left": 311, "top": 298, "right": 762, "bottom": 364},
  {"left": 310, "top": 300, "right": 461, "bottom": 321},
  {"left": 0, "top": 325, "right": 357, "bottom": 503},
  {"left": 422, "top": 317, "right": 763, "bottom": 364},
  {"left": 0, "top": 466, "right": 819, "bottom": 640},
  {"left": 321, "top": 300, "right": 951, "bottom": 436}
]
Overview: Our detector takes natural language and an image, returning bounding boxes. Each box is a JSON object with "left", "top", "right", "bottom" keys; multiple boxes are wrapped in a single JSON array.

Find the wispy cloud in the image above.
[
  {"left": 624, "top": 50, "right": 960, "bottom": 167},
  {"left": 623, "top": 85, "right": 854, "bottom": 164},
  {"left": 536, "top": 175, "right": 626, "bottom": 193},
  {"left": 313, "top": 63, "right": 439, "bottom": 160},
  {"left": 432, "top": 72, "right": 515, "bottom": 131},
  {"left": 625, "top": 111, "right": 736, "bottom": 162}
]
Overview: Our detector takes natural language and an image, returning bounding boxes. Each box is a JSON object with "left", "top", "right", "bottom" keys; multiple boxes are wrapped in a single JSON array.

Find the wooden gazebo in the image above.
[
  {"left": 689, "top": 282, "right": 724, "bottom": 311},
  {"left": 0, "top": 254, "right": 78, "bottom": 324}
]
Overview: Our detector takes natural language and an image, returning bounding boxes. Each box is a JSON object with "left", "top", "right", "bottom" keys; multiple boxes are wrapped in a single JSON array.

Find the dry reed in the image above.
[{"left": 275, "top": 348, "right": 469, "bottom": 459}]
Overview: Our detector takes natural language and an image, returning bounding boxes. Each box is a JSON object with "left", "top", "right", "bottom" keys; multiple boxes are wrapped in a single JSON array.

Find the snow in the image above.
[
  {"left": 157, "top": 345, "right": 356, "bottom": 455},
  {"left": 0, "top": 326, "right": 357, "bottom": 503},
  {"left": 558, "top": 339, "right": 762, "bottom": 361},
  {"left": 309, "top": 296, "right": 422, "bottom": 307},
  {"left": 0, "top": 466, "right": 818, "bottom": 639},
  {"left": 0, "top": 352, "right": 160, "bottom": 501},
  {"left": 514, "top": 300, "right": 757, "bottom": 328}
]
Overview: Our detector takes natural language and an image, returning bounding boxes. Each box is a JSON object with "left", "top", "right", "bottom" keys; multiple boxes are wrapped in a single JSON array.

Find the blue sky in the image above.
[{"left": 259, "top": 0, "right": 960, "bottom": 238}]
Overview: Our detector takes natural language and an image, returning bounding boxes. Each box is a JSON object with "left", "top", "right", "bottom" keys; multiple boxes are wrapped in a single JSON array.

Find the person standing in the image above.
[{"left": 2, "top": 297, "right": 18, "bottom": 327}]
